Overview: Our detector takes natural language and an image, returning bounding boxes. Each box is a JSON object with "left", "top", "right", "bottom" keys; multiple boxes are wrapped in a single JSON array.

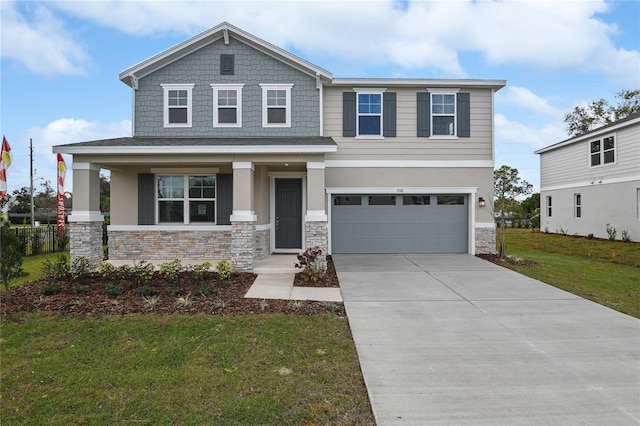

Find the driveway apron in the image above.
[{"left": 334, "top": 254, "right": 640, "bottom": 425}]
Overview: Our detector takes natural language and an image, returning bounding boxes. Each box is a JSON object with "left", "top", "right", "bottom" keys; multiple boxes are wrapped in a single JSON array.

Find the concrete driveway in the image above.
[{"left": 334, "top": 254, "right": 640, "bottom": 425}]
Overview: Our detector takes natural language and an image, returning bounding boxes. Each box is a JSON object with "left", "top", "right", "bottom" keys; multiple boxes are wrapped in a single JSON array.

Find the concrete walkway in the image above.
[
  {"left": 244, "top": 255, "right": 342, "bottom": 302},
  {"left": 335, "top": 254, "right": 640, "bottom": 425}
]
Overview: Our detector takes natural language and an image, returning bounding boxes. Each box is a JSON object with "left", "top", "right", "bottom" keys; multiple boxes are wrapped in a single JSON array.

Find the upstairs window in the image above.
[
  {"left": 161, "top": 84, "right": 194, "bottom": 127},
  {"left": 357, "top": 92, "right": 383, "bottom": 136},
  {"left": 431, "top": 92, "right": 456, "bottom": 136},
  {"left": 157, "top": 175, "right": 216, "bottom": 224},
  {"left": 260, "top": 84, "right": 293, "bottom": 127},
  {"left": 590, "top": 135, "right": 615, "bottom": 167},
  {"left": 417, "top": 90, "right": 470, "bottom": 138},
  {"left": 211, "top": 84, "right": 244, "bottom": 127}
]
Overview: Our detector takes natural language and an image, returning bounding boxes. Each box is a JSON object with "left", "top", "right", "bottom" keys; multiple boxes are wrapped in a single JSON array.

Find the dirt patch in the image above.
[
  {"left": 477, "top": 253, "right": 537, "bottom": 267},
  {"left": 1, "top": 257, "right": 344, "bottom": 319}
]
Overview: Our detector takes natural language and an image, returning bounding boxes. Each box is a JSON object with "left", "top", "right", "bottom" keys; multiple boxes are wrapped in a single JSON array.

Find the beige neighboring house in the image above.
[
  {"left": 535, "top": 113, "right": 640, "bottom": 241},
  {"left": 53, "top": 22, "right": 505, "bottom": 272}
]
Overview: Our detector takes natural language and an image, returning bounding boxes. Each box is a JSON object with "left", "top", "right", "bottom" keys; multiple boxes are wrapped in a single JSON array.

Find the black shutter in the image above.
[
  {"left": 220, "top": 54, "right": 234, "bottom": 75},
  {"left": 383, "top": 92, "right": 396, "bottom": 137},
  {"left": 417, "top": 92, "right": 430, "bottom": 137},
  {"left": 343, "top": 92, "right": 356, "bottom": 137},
  {"left": 216, "top": 174, "right": 233, "bottom": 225},
  {"left": 138, "top": 173, "right": 154, "bottom": 225},
  {"left": 457, "top": 92, "right": 471, "bottom": 137}
]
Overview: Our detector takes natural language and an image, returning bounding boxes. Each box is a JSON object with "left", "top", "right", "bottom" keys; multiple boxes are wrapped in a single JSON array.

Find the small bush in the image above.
[
  {"left": 142, "top": 295, "right": 160, "bottom": 309},
  {"left": 621, "top": 230, "right": 631, "bottom": 243},
  {"left": 194, "top": 284, "right": 214, "bottom": 297},
  {"left": 606, "top": 223, "right": 617, "bottom": 241},
  {"left": 295, "top": 246, "right": 325, "bottom": 283},
  {"left": 189, "top": 261, "right": 212, "bottom": 285},
  {"left": 71, "top": 284, "right": 91, "bottom": 295},
  {"left": 132, "top": 260, "right": 155, "bottom": 287},
  {"left": 216, "top": 260, "right": 232, "bottom": 280},
  {"left": 42, "top": 255, "right": 70, "bottom": 281},
  {"left": 42, "top": 282, "right": 61, "bottom": 296},
  {"left": 159, "top": 259, "right": 183, "bottom": 280},
  {"left": 104, "top": 282, "right": 124, "bottom": 296},
  {"left": 174, "top": 296, "right": 193, "bottom": 307},
  {"left": 98, "top": 262, "right": 118, "bottom": 282},
  {"left": 587, "top": 233, "right": 594, "bottom": 239},
  {"left": 71, "top": 256, "right": 93, "bottom": 284},
  {"left": 135, "top": 286, "right": 158, "bottom": 297}
]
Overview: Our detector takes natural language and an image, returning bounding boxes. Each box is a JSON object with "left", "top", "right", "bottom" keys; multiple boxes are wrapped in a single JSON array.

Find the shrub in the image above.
[
  {"left": 605, "top": 224, "right": 617, "bottom": 241},
  {"left": 132, "top": 260, "right": 155, "bottom": 286},
  {"left": 174, "top": 296, "right": 193, "bottom": 307},
  {"left": 142, "top": 295, "right": 160, "bottom": 309},
  {"left": 42, "top": 255, "right": 70, "bottom": 281},
  {"left": 135, "top": 286, "right": 158, "bottom": 297},
  {"left": 104, "top": 282, "right": 124, "bottom": 296},
  {"left": 189, "top": 261, "right": 212, "bottom": 285},
  {"left": 159, "top": 259, "right": 183, "bottom": 280},
  {"left": 587, "top": 233, "right": 594, "bottom": 239},
  {"left": 71, "top": 257, "right": 93, "bottom": 284},
  {"left": 216, "top": 260, "right": 232, "bottom": 280},
  {"left": 621, "top": 230, "right": 631, "bottom": 243},
  {"left": 98, "top": 262, "right": 118, "bottom": 282},
  {"left": 71, "top": 284, "right": 91, "bottom": 294},
  {"left": 194, "top": 284, "right": 214, "bottom": 297},
  {"left": 295, "top": 246, "right": 325, "bottom": 283},
  {"left": 1, "top": 219, "right": 24, "bottom": 291},
  {"left": 42, "top": 282, "right": 61, "bottom": 296}
]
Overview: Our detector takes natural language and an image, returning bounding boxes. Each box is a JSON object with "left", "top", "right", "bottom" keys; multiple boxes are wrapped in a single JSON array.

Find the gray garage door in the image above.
[{"left": 331, "top": 194, "right": 468, "bottom": 253}]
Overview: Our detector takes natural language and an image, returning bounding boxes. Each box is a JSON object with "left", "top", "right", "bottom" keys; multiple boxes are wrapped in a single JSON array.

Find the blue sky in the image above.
[{"left": 1, "top": 0, "right": 639, "bottom": 195}]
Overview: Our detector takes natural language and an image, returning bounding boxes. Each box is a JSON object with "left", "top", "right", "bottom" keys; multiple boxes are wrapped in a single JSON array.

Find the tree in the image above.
[
  {"left": 100, "top": 173, "right": 110, "bottom": 213},
  {"left": 494, "top": 165, "right": 533, "bottom": 258},
  {"left": 34, "top": 180, "right": 56, "bottom": 224},
  {"left": 564, "top": 89, "right": 640, "bottom": 137},
  {"left": 0, "top": 200, "right": 24, "bottom": 291}
]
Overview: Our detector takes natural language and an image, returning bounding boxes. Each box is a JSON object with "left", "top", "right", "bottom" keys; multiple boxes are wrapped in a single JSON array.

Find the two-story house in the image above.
[
  {"left": 53, "top": 22, "right": 506, "bottom": 271},
  {"left": 535, "top": 113, "right": 640, "bottom": 241}
]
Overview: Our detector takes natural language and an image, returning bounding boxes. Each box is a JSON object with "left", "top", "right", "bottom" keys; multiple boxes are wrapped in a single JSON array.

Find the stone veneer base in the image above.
[
  {"left": 305, "top": 221, "right": 328, "bottom": 271},
  {"left": 475, "top": 226, "right": 496, "bottom": 254},
  {"left": 231, "top": 222, "right": 256, "bottom": 272},
  {"left": 70, "top": 221, "right": 104, "bottom": 268}
]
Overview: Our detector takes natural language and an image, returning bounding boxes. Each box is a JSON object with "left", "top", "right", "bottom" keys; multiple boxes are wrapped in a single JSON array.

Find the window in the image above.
[
  {"left": 437, "top": 195, "right": 465, "bottom": 205},
  {"left": 404, "top": 195, "right": 431, "bottom": 205},
  {"left": 260, "top": 84, "right": 293, "bottom": 127},
  {"left": 334, "top": 196, "right": 361, "bottom": 205},
  {"left": 157, "top": 175, "right": 216, "bottom": 223},
  {"left": 211, "top": 84, "right": 243, "bottom": 127},
  {"left": 590, "top": 135, "right": 615, "bottom": 167},
  {"left": 431, "top": 92, "right": 456, "bottom": 136},
  {"left": 368, "top": 195, "right": 396, "bottom": 205},
  {"left": 161, "top": 84, "right": 194, "bottom": 127},
  {"left": 547, "top": 196, "right": 552, "bottom": 217},
  {"left": 357, "top": 91, "right": 384, "bottom": 136},
  {"left": 574, "top": 194, "right": 582, "bottom": 218},
  {"left": 220, "top": 54, "right": 234, "bottom": 75}
]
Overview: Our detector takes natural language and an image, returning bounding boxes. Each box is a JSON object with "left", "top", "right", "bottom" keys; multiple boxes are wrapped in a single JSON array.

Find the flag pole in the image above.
[{"left": 30, "top": 138, "right": 34, "bottom": 229}]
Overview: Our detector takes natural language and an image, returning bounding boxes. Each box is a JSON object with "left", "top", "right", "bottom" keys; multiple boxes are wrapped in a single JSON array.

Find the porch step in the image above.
[{"left": 254, "top": 255, "right": 299, "bottom": 274}]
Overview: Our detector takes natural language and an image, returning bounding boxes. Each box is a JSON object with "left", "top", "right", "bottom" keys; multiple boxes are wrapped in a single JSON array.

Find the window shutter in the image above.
[
  {"left": 138, "top": 173, "right": 154, "bottom": 225},
  {"left": 220, "top": 54, "right": 234, "bottom": 75},
  {"left": 457, "top": 92, "right": 471, "bottom": 137},
  {"left": 383, "top": 92, "right": 397, "bottom": 137},
  {"left": 417, "top": 92, "right": 430, "bottom": 137},
  {"left": 342, "top": 92, "right": 356, "bottom": 137},
  {"left": 216, "top": 174, "right": 233, "bottom": 225}
]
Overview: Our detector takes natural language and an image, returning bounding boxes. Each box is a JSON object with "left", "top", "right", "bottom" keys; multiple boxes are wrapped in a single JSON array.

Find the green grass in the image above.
[
  {"left": 1, "top": 313, "right": 374, "bottom": 425},
  {"left": 499, "top": 229, "right": 640, "bottom": 318},
  {"left": 5, "top": 252, "right": 69, "bottom": 288}
]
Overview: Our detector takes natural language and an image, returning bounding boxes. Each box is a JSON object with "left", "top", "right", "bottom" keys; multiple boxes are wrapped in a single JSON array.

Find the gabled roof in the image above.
[
  {"left": 119, "top": 22, "right": 333, "bottom": 88},
  {"left": 53, "top": 137, "right": 337, "bottom": 155},
  {"left": 535, "top": 112, "right": 640, "bottom": 154}
]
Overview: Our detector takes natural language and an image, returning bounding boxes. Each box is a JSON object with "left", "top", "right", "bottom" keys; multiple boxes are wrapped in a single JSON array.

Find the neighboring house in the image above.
[
  {"left": 53, "top": 22, "right": 505, "bottom": 272},
  {"left": 535, "top": 113, "right": 640, "bottom": 241}
]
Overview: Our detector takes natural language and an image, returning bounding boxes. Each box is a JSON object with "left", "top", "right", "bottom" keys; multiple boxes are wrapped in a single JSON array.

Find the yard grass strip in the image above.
[
  {"left": 499, "top": 229, "right": 640, "bottom": 318},
  {"left": 1, "top": 313, "right": 374, "bottom": 425}
]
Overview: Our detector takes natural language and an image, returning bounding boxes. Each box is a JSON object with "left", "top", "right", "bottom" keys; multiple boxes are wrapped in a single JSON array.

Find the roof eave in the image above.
[
  {"left": 53, "top": 145, "right": 338, "bottom": 155},
  {"left": 328, "top": 78, "right": 507, "bottom": 90}
]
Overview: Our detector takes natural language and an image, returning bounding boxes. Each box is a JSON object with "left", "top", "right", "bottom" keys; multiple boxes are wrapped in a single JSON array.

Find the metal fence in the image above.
[{"left": 13, "top": 226, "right": 69, "bottom": 257}]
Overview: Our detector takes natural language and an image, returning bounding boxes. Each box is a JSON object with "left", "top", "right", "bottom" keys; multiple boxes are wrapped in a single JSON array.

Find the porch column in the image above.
[
  {"left": 230, "top": 162, "right": 256, "bottom": 272},
  {"left": 305, "top": 161, "right": 328, "bottom": 271},
  {"left": 68, "top": 162, "right": 103, "bottom": 268}
]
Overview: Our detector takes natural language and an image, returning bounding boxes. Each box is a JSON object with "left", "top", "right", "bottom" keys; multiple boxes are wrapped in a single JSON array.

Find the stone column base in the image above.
[
  {"left": 231, "top": 222, "right": 256, "bottom": 272},
  {"left": 70, "top": 221, "right": 104, "bottom": 269},
  {"left": 475, "top": 226, "right": 496, "bottom": 254},
  {"left": 305, "top": 221, "right": 328, "bottom": 272}
]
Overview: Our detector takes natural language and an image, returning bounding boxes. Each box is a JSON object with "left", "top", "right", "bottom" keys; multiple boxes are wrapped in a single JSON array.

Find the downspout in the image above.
[{"left": 316, "top": 73, "right": 323, "bottom": 136}]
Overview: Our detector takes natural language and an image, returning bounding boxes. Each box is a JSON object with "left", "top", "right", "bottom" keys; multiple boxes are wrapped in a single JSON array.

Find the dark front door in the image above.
[{"left": 275, "top": 178, "right": 302, "bottom": 249}]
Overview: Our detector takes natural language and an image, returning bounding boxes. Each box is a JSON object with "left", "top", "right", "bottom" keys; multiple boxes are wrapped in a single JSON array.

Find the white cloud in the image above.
[
  {"left": 495, "top": 114, "right": 567, "bottom": 150},
  {"left": 497, "top": 87, "right": 565, "bottom": 119},
  {"left": 0, "top": 1, "right": 91, "bottom": 77},
  {"left": 48, "top": 0, "right": 640, "bottom": 83}
]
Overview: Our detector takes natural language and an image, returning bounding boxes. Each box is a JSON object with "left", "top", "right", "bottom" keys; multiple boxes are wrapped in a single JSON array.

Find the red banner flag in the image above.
[
  {"left": 0, "top": 136, "right": 12, "bottom": 199},
  {"left": 57, "top": 154, "right": 67, "bottom": 235}
]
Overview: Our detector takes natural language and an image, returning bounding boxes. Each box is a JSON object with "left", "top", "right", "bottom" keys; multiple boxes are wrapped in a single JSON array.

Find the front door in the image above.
[{"left": 275, "top": 178, "right": 302, "bottom": 249}]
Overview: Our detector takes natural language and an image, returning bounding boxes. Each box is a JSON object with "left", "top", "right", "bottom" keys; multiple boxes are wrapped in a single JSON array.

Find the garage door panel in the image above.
[{"left": 332, "top": 195, "right": 468, "bottom": 254}]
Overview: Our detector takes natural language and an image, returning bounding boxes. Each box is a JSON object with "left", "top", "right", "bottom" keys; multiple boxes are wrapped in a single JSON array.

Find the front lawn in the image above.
[
  {"left": 496, "top": 229, "right": 640, "bottom": 318},
  {"left": 1, "top": 313, "right": 374, "bottom": 425}
]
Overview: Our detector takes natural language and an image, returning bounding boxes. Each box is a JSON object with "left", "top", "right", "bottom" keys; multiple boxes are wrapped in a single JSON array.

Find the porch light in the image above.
[{"left": 478, "top": 197, "right": 485, "bottom": 208}]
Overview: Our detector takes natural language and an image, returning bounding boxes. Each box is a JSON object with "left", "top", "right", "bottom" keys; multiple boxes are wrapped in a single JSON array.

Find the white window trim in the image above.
[
  {"left": 211, "top": 84, "right": 244, "bottom": 128},
  {"left": 427, "top": 88, "right": 459, "bottom": 139},
  {"left": 260, "top": 83, "right": 293, "bottom": 128},
  {"left": 161, "top": 84, "right": 194, "bottom": 128},
  {"left": 354, "top": 88, "right": 386, "bottom": 139},
  {"left": 156, "top": 174, "right": 217, "bottom": 225},
  {"left": 588, "top": 133, "right": 617, "bottom": 168}
]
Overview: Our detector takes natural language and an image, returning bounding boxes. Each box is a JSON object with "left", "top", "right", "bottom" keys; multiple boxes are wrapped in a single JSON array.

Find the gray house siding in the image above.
[{"left": 135, "top": 37, "right": 320, "bottom": 137}]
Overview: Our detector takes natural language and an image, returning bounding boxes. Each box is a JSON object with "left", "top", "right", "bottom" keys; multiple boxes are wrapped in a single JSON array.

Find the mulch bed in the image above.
[
  {"left": 477, "top": 253, "right": 537, "bottom": 267},
  {"left": 1, "top": 257, "right": 344, "bottom": 320},
  {"left": 293, "top": 255, "right": 340, "bottom": 288}
]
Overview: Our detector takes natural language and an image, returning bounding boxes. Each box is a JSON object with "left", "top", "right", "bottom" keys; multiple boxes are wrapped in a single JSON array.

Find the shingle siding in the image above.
[{"left": 135, "top": 37, "right": 320, "bottom": 137}]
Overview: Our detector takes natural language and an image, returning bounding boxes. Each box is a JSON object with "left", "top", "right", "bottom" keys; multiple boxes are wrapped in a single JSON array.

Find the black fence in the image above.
[{"left": 13, "top": 226, "right": 69, "bottom": 257}]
